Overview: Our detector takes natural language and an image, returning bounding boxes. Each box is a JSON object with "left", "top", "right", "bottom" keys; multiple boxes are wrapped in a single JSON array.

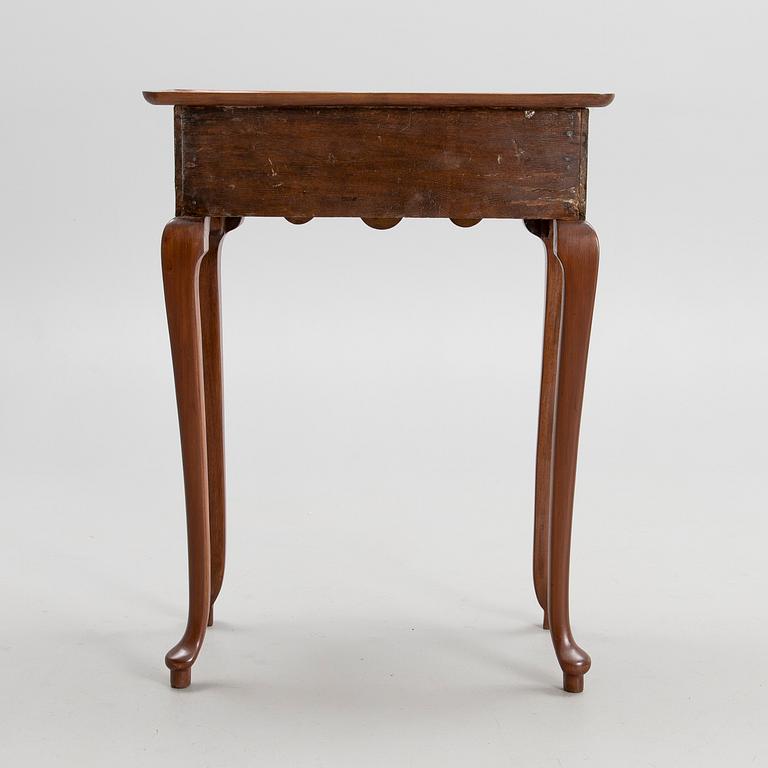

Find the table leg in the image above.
[
  {"left": 548, "top": 219, "right": 599, "bottom": 693},
  {"left": 161, "top": 216, "right": 212, "bottom": 689},
  {"left": 524, "top": 220, "right": 562, "bottom": 630},
  {"left": 200, "top": 217, "right": 242, "bottom": 627}
]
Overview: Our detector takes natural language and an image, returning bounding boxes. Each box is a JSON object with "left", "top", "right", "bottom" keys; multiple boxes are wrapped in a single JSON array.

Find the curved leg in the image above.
[
  {"left": 199, "top": 216, "right": 242, "bottom": 627},
  {"left": 524, "top": 220, "right": 562, "bottom": 630},
  {"left": 548, "top": 219, "right": 599, "bottom": 693},
  {"left": 162, "top": 216, "right": 211, "bottom": 689}
]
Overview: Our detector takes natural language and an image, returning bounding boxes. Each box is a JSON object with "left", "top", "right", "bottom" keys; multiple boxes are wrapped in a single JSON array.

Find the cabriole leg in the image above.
[
  {"left": 161, "top": 216, "right": 212, "bottom": 689},
  {"left": 547, "top": 219, "right": 599, "bottom": 693},
  {"left": 199, "top": 216, "right": 242, "bottom": 626},
  {"left": 524, "top": 219, "right": 562, "bottom": 630}
]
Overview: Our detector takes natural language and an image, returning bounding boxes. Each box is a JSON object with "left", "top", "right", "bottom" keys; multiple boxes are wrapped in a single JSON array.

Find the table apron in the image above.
[{"left": 174, "top": 106, "right": 588, "bottom": 220}]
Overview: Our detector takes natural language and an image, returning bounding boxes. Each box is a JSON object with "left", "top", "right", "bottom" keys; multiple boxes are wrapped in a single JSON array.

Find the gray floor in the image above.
[{"left": 3, "top": 473, "right": 764, "bottom": 767}]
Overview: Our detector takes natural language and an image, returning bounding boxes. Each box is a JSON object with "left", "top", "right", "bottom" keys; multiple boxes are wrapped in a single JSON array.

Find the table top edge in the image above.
[{"left": 142, "top": 91, "right": 615, "bottom": 108}]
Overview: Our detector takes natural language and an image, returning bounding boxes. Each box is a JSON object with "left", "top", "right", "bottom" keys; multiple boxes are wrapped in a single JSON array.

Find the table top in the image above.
[{"left": 143, "top": 91, "right": 614, "bottom": 108}]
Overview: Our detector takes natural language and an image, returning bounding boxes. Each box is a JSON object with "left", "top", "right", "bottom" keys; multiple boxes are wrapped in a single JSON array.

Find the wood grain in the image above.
[
  {"left": 175, "top": 106, "right": 588, "bottom": 220},
  {"left": 145, "top": 90, "right": 614, "bottom": 108}
]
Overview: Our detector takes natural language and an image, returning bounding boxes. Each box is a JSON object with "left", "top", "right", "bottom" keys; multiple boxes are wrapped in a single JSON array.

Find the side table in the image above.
[{"left": 143, "top": 90, "right": 614, "bottom": 693}]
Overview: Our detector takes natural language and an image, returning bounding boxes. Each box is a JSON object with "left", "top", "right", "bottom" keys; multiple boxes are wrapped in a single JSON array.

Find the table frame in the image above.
[{"left": 147, "top": 91, "right": 611, "bottom": 693}]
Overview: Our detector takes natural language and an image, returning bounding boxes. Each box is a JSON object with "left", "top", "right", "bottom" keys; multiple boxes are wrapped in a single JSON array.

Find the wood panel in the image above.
[{"left": 175, "top": 107, "right": 588, "bottom": 220}]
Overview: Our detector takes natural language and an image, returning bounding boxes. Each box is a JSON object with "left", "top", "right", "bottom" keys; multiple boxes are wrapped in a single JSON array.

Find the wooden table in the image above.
[{"left": 144, "top": 90, "right": 614, "bottom": 693}]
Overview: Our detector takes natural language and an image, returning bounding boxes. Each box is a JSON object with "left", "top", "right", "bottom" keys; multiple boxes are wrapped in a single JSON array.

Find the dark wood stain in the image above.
[{"left": 175, "top": 106, "right": 587, "bottom": 220}]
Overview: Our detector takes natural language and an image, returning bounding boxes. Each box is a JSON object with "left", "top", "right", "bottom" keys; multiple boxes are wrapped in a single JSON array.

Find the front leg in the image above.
[
  {"left": 161, "top": 216, "right": 211, "bottom": 689},
  {"left": 548, "top": 220, "right": 599, "bottom": 693}
]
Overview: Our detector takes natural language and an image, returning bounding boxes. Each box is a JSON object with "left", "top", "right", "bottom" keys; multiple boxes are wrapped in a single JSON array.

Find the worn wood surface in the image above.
[
  {"left": 175, "top": 107, "right": 588, "bottom": 220},
  {"left": 145, "top": 90, "right": 614, "bottom": 108}
]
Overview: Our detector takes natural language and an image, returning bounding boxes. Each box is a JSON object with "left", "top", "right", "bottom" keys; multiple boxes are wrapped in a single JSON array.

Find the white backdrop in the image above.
[{"left": 1, "top": 1, "right": 766, "bottom": 766}]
